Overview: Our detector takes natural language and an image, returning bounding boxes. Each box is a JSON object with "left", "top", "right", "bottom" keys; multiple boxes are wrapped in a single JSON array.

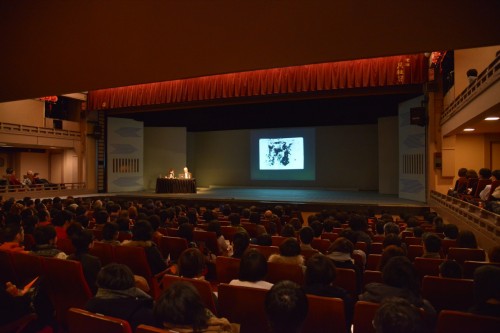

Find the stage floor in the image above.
[{"left": 111, "top": 186, "right": 429, "bottom": 216}]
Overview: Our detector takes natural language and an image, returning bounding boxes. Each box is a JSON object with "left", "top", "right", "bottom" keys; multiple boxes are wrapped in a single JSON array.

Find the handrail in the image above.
[
  {"left": 0, "top": 182, "right": 86, "bottom": 193},
  {"left": 0, "top": 122, "right": 81, "bottom": 139},
  {"left": 440, "top": 55, "right": 500, "bottom": 125}
]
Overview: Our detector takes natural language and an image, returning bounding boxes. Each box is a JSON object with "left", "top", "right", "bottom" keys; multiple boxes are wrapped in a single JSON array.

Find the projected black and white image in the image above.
[{"left": 259, "top": 137, "right": 304, "bottom": 170}]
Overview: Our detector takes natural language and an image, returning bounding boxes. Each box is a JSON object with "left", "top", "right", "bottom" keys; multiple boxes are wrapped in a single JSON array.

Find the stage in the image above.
[{"left": 110, "top": 186, "right": 430, "bottom": 216}]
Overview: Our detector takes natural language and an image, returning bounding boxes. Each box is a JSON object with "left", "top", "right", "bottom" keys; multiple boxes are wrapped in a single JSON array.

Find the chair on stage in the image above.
[
  {"left": 11, "top": 251, "right": 44, "bottom": 286},
  {"left": 447, "top": 247, "right": 486, "bottom": 265},
  {"left": 421, "top": 275, "right": 474, "bottom": 312},
  {"left": 413, "top": 257, "right": 444, "bottom": 280},
  {"left": 352, "top": 301, "right": 380, "bottom": 333},
  {"left": 67, "top": 307, "right": 133, "bottom": 333},
  {"left": 157, "top": 236, "right": 188, "bottom": 264},
  {"left": 161, "top": 275, "right": 218, "bottom": 316},
  {"left": 89, "top": 242, "right": 116, "bottom": 266},
  {"left": 42, "top": 257, "right": 93, "bottom": 328},
  {"left": 217, "top": 283, "right": 269, "bottom": 333},
  {"left": 266, "top": 261, "right": 305, "bottom": 286},
  {"left": 114, "top": 246, "right": 166, "bottom": 299},
  {"left": 463, "top": 261, "right": 500, "bottom": 279},
  {"left": 248, "top": 244, "right": 280, "bottom": 259},
  {"left": 215, "top": 256, "right": 240, "bottom": 284},
  {"left": 435, "top": 310, "right": 500, "bottom": 333},
  {"left": 302, "top": 295, "right": 346, "bottom": 333}
]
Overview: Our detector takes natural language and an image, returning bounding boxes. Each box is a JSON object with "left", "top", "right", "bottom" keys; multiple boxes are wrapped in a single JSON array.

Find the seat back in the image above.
[
  {"left": 271, "top": 236, "right": 289, "bottom": 246},
  {"left": 42, "top": 258, "right": 93, "bottom": 327},
  {"left": 89, "top": 242, "right": 116, "bottom": 266},
  {"left": 311, "top": 238, "right": 331, "bottom": 253},
  {"left": 369, "top": 242, "right": 383, "bottom": 254},
  {"left": 300, "top": 248, "right": 320, "bottom": 261},
  {"left": 161, "top": 275, "right": 218, "bottom": 316},
  {"left": 266, "top": 261, "right": 304, "bottom": 285},
  {"left": 11, "top": 251, "right": 44, "bottom": 286},
  {"left": 362, "top": 270, "right": 383, "bottom": 292},
  {"left": 335, "top": 268, "right": 358, "bottom": 296},
  {"left": 220, "top": 226, "right": 239, "bottom": 242},
  {"left": 248, "top": 244, "right": 280, "bottom": 259},
  {"left": 67, "top": 307, "right": 132, "bottom": 333},
  {"left": 405, "top": 237, "right": 422, "bottom": 246},
  {"left": 320, "top": 233, "right": 338, "bottom": 243},
  {"left": 217, "top": 283, "right": 269, "bottom": 333},
  {"left": 440, "top": 239, "right": 457, "bottom": 255},
  {"left": 56, "top": 237, "right": 76, "bottom": 255},
  {"left": 463, "top": 261, "right": 500, "bottom": 279},
  {"left": 474, "top": 178, "right": 492, "bottom": 197},
  {"left": 413, "top": 257, "right": 444, "bottom": 280},
  {"left": 447, "top": 247, "right": 486, "bottom": 265},
  {"left": 302, "top": 295, "right": 346, "bottom": 333},
  {"left": 0, "top": 249, "right": 16, "bottom": 285},
  {"left": 353, "top": 301, "right": 380, "bottom": 333},
  {"left": 436, "top": 310, "right": 500, "bottom": 333},
  {"left": 366, "top": 254, "right": 382, "bottom": 271},
  {"left": 407, "top": 245, "right": 424, "bottom": 262},
  {"left": 193, "top": 230, "right": 220, "bottom": 256},
  {"left": 215, "top": 256, "right": 240, "bottom": 284},
  {"left": 157, "top": 236, "right": 188, "bottom": 263},
  {"left": 355, "top": 241, "right": 367, "bottom": 253},
  {"left": 136, "top": 325, "right": 178, "bottom": 333},
  {"left": 421, "top": 276, "right": 474, "bottom": 312},
  {"left": 241, "top": 222, "right": 259, "bottom": 238}
]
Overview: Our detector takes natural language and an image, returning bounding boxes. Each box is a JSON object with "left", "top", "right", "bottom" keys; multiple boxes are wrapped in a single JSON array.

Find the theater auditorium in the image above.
[{"left": 1, "top": 2, "right": 500, "bottom": 333}]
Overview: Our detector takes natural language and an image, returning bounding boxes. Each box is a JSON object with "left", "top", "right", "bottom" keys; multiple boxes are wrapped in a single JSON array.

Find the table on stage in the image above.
[{"left": 155, "top": 178, "right": 197, "bottom": 193}]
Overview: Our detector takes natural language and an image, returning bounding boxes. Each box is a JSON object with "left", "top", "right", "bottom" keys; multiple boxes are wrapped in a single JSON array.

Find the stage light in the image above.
[{"left": 484, "top": 116, "right": 499, "bottom": 121}]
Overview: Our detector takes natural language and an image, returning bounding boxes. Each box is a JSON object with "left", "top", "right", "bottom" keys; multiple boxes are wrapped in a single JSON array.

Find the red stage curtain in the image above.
[{"left": 88, "top": 54, "right": 427, "bottom": 110}]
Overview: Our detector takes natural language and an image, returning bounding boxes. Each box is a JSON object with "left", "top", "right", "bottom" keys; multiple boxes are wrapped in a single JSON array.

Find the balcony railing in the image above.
[
  {"left": 0, "top": 182, "right": 86, "bottom": 193},
  {"left": 0, "top": 122, "right": 81, "bottom": 139},
  {"left": 441, "top": 55, "right": 500, "bottom": 125}
]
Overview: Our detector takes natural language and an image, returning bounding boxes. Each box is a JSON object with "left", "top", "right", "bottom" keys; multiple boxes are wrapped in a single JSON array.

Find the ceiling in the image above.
[{"left": 1, "top": 1, "right": 500, "bottom": 103}]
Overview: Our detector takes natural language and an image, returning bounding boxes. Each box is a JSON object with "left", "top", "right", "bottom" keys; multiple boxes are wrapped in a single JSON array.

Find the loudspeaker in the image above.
[
  {"left": 53, "top": 119, "right": 63, "bottom": 130},
  {"left": 410, "top": 107, "right": 426, "bottom": 126}
]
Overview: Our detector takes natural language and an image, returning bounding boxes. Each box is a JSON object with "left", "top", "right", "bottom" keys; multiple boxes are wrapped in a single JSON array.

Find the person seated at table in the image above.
[
  {"left": 167, "top": 169, "right": 175, "bottom": 179},
  {"left": 180, "top": 166, "right": 192, "bottom": 179}
]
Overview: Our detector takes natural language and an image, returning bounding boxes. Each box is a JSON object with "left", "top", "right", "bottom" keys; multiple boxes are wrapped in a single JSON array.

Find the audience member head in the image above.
[
  {"left": 229, "top": 213, "right": 241, "bottom": 226},
  {"left": 422, "top": 233, "right": 442, "bottom": 254},
  {"left": 375, "top": 221, "right": 385, "bottom": 235},
  {"left": 131, "top": 220, "right": 153, "bottom": 242},
  {"left": 382, "top": 256, "right": 420, "bottom": 296},
  {"left": 338, "top": 229, "right": 358, "bottom": 245},
  {"left": 265, "top": 280, "right": 308, "bottom": 333},
  {"left": 239, "top": 248, "right": 268, "bottom": 282},
  {"left": 379, "top": 245, "right": 406, "bottom": 270},
  {"left": 457, "top": 167, "right": 468, "bottom": 178},
  {"left": 207, "top": 220, "right": 222, "bottom": 237},
  {"left": 96, "top": 263, "right": 135, "bottom": 290},
  {"left": 33, "top": 225, "right": 57, "bottom": 246},
  {"left": 473, "top": 265, "right": 500, "bottom": 308},
  {"left": 102, "top": 222, "right": 119, "bottom": 242},
  {"left": 384, "top": 222, "right": 400, "bottom": 236},
  {"left": 479, "top": 168, "right": 492, "bottom": 180},
  {"left": 94, "top": 209, "right": 109, "bottom": 225},
  {"left": 280, "top": 224, "right": 296, "bottom": 237},
  {"left": 298, "top": 226, "right": 314, "bottom": 245},
  {"left": 373, "top": 297, "right": 422, "bottom": 333},
  {"left": 412, "top": 226, "right": 424, "bottom": 238},
  {"left": 71, "top": 229, "right": 94, "bottom": 254},
  {"left": 405, "top": 216, "right": 419, "bottom": 229},
  {"left": 178, "top": 223, "right": 194, "bottom": 243},
  {"left": 466, "top": 169, "right": 478, "bottom": 179},
  {"left": 279, "top": 238, "right": 301, "bottom": 257},
  {"left": 489, "top": 245, "right": 500, "bottom": 263},
  {"left": 492, "top": 169, "right": 500, "bottom": 181},
  {"left": 328, "top": 237, "right": 354, "bottom": 255},
  {"left": 154, "top": 281, "right": 209, "bottom": 332},
  {"left": 443, "top": 224, "right": 459, "bottom": 240},
  {"left": 305, "top": 253, "right": 337, "bottom": 286},
  {"left": 178, "top": 248, "right": 206, "bottom": 279},
  {"left": 349, "top": 214, "right": 369, "bottom": 232},
  {"left": 323, "top": 218, "right": 335, "bottom": 233},
  {"left": 382, "top": 233, "right": 403, "bottom": 249},
  {"left": 456, "top": 230, "right": 478, "bottom": 248},
  {"left": 439, "top": 260, "right": 463, "bottom": 279},
  {"left": 232, "top": 231, "right": 250, "bottom": 259},
  {"left": 309, "top": 221, "right": 323, "bottom": 238},
  {"left": 256, "top": 233, "right": 273, "bottom": 246}
]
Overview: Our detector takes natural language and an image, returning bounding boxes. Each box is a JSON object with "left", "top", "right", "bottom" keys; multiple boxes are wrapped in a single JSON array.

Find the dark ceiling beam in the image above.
[{"left": 1, "top": 0, "right": 499, "bottom": 102}]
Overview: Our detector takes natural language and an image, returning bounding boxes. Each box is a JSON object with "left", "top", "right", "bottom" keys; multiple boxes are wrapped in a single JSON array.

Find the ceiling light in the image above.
[
  {"left": 485, "top": 116, "right": 499, "bottom": 121},
  {"left": 463, "top": 128, "right": 475, "bottom": 132}
]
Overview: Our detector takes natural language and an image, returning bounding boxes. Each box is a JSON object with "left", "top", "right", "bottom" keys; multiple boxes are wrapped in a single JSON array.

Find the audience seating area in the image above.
[{"left": 1, "top": 195, "right": 500, "bottom": 333}]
